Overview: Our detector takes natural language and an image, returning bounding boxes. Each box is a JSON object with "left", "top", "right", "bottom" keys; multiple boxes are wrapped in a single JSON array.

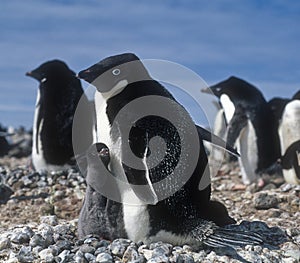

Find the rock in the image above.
[
  {"left": 17, "top": 246, "right": 34, "bottom": 263},
  {"left": 96, "top": 252, "right": 113, "bottom": 263},
  {"left": 0, "top": 237, "right": 11, "bottom": 250},
  {"left": 29, "top": 234, "right": 46, "bottom": 248},
  {"left": 84, "top": 252, "right": 96, "bottom": 261},
  {"left": 0, "top": 183, "right": 13, "bottom": 204},
  {"left": 10, "top": 228, "right": 33, "bottom": 244},
  {"left": 122, "top": 245, "right": 140, "bottom": 262},
  {"left": 109, "top": 238, "right": 131, "bottom": 257},
  {"left": 56, "top": 250, "right": 72, "bottom": 263},
  {"left": 74, "top": 250, "right": 88, "bottom": 263},
  {"left": 79, "top": 244, "right": 95, "bottom": 254},
  {"left": 40, "top": 215, "right": 58, "bottom": 226},
  {"left": 152, "top": 243, "right": 172, "bottom": 257},
  {"left": 39, "top": 248, "right": 56, "bottom": 262},
  {"left": 147, "top": 254, "right": 169, "bottom": 263},
  {"left": 254, "top": 193, "right": 279, "bottom": 209}
]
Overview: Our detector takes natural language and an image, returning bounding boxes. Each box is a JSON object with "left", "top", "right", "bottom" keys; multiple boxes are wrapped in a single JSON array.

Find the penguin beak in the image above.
[
  {"left": 26, "top": 70, "right": 42, "bottom": 81},
  {"left": 77, "top": 69, "right": 95, "bottom": 83},
  {"left": 201, "top": 87, "right": 213, "bottom": 94}
]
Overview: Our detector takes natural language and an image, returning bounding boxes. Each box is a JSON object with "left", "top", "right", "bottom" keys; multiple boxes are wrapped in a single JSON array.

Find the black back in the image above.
[{"left": 27, "top": 60, "right": 92, "bottom": 165}]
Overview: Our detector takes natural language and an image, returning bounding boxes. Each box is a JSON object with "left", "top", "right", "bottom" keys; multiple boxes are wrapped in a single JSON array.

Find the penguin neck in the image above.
[{"left": 100, "top": 80, "right": 129, "bottom": 100}]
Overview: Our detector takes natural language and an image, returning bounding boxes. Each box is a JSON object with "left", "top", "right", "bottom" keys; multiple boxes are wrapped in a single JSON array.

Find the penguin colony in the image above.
[{"left": 7, "top": 52, "right": 296, "bottom": 249}]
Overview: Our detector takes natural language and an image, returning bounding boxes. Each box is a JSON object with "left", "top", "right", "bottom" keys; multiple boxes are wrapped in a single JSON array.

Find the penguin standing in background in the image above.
[
  {"left": 26, "top": 60, "right": 93, "bottom": 173},
  {"left": 278, "top": 91, "right": 300, "bottom": 158},
  {"left": 77, "top": 54, "right": 261, "bottom": 248},
  {"left": 267, "top": 90, "right": 300, "bottom": 184},
  {"left": 203, "top": 76, "right": 281, "bottom": 185}
]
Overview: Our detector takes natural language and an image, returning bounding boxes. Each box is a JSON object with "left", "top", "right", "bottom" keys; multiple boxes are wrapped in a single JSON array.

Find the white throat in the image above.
[{"left": 101, "top": 79, "right": 128, "bottom": 99}]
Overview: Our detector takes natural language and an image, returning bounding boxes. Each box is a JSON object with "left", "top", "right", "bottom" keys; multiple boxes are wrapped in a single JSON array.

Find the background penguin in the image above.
[
  {"left": 202, "top": 76, "right": 281, "bottom": 185},
  {"left": 26, "top": 60, "right": 93, "bottom": 173},
  {"left": 267, "top": 91, "right": 300, "bottom": 184},
  {"left": 78, "top": 53, "right": 262, "bottom": 248}
]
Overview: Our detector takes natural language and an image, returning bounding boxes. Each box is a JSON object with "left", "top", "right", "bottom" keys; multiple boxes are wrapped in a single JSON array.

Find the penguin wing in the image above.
[
  {"left": 226, "top": 105, "right": 248, "bottom": 147},
  {"left": 196, "top": 125, "right": 239, "bottom": 157},
  {"left": 122, "top": 126, "right": 158, "bottom": 205}
]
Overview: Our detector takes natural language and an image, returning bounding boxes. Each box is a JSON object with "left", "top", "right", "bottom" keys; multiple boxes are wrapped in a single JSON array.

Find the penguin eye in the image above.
[{"left": 112, "top": 68, "right": 121, "bottom": 76}]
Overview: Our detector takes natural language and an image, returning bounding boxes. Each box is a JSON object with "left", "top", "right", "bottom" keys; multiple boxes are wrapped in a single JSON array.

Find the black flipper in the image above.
[
  {"left": 226, "top": 105, "right": 248, "bottom": 148},
  {"left": 204, "top": 228, "right": 263, "bottom": 248},
  {"left": 191, "top": 222, "right": 263, "bottom": 249},
  {"left": 196, "top": 125, "right": 239, "bottom": 157}
]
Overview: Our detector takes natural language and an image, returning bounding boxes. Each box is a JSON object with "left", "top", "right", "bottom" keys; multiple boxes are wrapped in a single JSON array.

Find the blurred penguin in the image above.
[{"left": 26, "top": 60, "right": 93, "bottom": 173}]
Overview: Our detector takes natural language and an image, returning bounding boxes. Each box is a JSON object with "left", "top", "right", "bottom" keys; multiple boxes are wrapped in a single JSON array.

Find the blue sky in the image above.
[{"left": 0, "top": 0, "right": 299, "bottom": 128}]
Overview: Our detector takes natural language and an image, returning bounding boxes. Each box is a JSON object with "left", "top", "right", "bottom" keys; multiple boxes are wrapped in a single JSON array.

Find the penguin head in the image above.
[
  {"left": 203, "top": 76, "right": 265, "bottom": 105},
  {"left": 87, "top": 142, "right": 111, "bottom": 169},
  {"left": 293, "top": 90, "right": 300, "bottom": 100},
  {"left": 78, "top": 53, "right": 151, "bottom": 96},
  {"left": 26, "top": 60, "right": 75, "bottom": 85}
]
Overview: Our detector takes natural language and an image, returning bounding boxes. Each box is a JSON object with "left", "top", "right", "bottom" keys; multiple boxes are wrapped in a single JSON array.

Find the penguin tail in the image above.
[{"left": 203, "top": 228, "right": 263, "bottom": 248}]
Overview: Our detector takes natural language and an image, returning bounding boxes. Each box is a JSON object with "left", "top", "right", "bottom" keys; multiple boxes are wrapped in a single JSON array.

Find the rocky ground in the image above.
[{"left": 0, "top": 156, "right": 299, "bottom": 263}]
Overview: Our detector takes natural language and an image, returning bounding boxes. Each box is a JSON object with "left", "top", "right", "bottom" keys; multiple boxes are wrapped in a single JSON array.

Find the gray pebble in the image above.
[
  {"left": 0, "top": 237, "right": 11, "bottom": 250},
  {"left": 95, "top": 246, "right": 108, "bottom": 256},
  {"left": 75, "top": 250, "right": 88, "bottom": 263},
  {"left": 38, "top": 248, "right": 56, "bottom": 262},
  {"left": 80, "top": 244, "right": 96, "bottom": 254},
  {"left": 17, "top": 246, "right": 34, "bottom": 263},
  {"left": 96, "top": 252, "right": 113, "bottom": 263},
  {"left": 85, "top": 252, "right": 96, "bottom": 261},
  {"left": 110, "top": 238, "right": 131, "bottom": 257},
  {"left": 56, "top": 249, "right": 72, "bottom": 263},
  {"left": 176, "top": 254, "right": 195, "bottom": 263},
  {"left": 29, "top": 233, "right": 46, "bottom": 248},
  {"left": 40, "top": 215, "right": 58, "bottom": 226},
  {"left": 254, "top": 193, "right": 279, "bottom": 209},
  {"left": 147, "top": 254, "right": 169, "bottom": 263},
  {"left": 152, "top": 243, "right": 172, "bottom": 257},
  {"left": 122, "top": 245, "right": 140, "bottom": 262}
]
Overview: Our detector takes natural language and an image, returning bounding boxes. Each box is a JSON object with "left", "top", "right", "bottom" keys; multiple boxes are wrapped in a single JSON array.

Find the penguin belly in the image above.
[
  {"left": 283, "top": 168, "right": 300, "bottom": 185},
  {"left": 278, "top": 100, "right": 300, "bottom": 154},
  {"left": 209, "top": 108, "right": 228, "bottom": 176},
  {"left": 237, "top": 120, "right": 258, "bottom": 184}
]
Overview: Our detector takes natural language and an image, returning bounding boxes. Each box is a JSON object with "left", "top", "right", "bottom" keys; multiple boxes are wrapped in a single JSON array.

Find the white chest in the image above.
[{"left": 220, "top": 94, "right": 235, "bottom": 123}]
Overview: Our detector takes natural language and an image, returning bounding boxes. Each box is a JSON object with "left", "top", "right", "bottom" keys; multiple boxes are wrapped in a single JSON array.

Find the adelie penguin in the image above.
[
  {"left": 26, "top": 60, "right": 93, "bottom": 173},
  {"left": 203, "top": 76, "right": 281, "bottom": 185},
  {"left": 77, "top": 53, "right": 262, "bottom": 248},
  {"left": 267, "top": 90, "right": 300, "bottom": 184}
]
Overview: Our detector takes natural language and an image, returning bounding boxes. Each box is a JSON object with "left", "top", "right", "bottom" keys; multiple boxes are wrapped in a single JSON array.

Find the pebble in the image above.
[
  {"left": 0, "top": 237, "right": 11, "bottom": 250},
  {"left": 96, "top": 252, "right": 113, "bottom": 263},
  {"left": 254, "top": 192, "right": 279, "bottom": 209},
  {"left": 109, "top": 238, "right": 131, "bottom": 257},
  {"left": 0, "top": 159, "right": 299, "bottom": 263}
]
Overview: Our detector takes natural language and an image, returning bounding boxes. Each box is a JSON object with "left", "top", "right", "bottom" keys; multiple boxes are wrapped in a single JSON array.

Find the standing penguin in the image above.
[
  {"left": 26, "top": 60, "right": 93, "bottom": 173},
  {"left": 267, "top": 91, "right": 300, "bottom": 184},
  {"left": 202, "top": 76, "right": 281, "bottom": 185},
  {"left": 77, "top": 54, "right": 261, "bottom": 248}
]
